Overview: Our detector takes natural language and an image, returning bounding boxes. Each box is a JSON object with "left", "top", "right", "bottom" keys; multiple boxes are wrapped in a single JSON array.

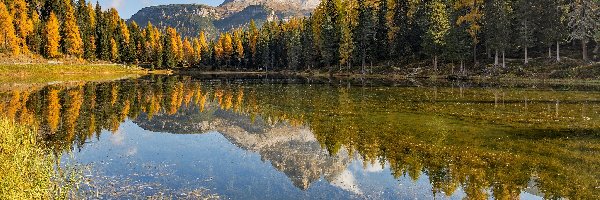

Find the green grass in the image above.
[
  {"left": 0, "top": 64, "right": 149, "bottom": 86},
  {"left": 0, "top": 118, "right": 80, "bottom": 199}
]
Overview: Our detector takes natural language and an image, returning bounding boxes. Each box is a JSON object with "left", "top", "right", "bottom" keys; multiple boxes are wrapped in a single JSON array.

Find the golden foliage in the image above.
[
  {"left": 44, "top": 12, "right": 61, "bottom": 58},
  {"left": 12, "top": 0, "right": 33, "bottom": 53},
  {"left": 63, "top": 0, "right": 83, "bottom": 57},
  {"left": 0, "top": 1, "right": 19, "bottom": 55}
]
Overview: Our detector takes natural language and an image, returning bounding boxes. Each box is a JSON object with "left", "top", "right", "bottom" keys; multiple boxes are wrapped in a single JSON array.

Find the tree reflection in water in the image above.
[{"left": 0, "top": 76, "right": 599, "bottom": 199}]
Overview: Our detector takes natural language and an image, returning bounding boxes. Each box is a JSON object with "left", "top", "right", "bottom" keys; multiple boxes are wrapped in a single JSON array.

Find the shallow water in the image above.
[{"left": 1, "top": 75, "right": 599, "bottom": 199}]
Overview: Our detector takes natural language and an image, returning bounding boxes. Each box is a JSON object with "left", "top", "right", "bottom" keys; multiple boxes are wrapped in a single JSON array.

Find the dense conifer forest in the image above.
[{"left": 0, "top": 0, "right": 598, "bottom": 74}]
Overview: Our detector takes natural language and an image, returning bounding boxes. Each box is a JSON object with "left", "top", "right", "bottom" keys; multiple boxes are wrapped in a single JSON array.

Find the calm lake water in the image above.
[{"left": 1, "top": 75, "right": 599, "bottom": 199}]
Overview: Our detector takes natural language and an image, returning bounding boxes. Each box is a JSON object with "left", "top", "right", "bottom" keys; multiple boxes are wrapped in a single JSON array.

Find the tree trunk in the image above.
[
  {"left": 487, "top": 47, "right": 491, "bottom": 59},
  {"left": 494, "top": 49, "right": 499, "bottom": 66},
  {"left": 460, "top": 60, "right": 464, "bottom": 75},
  {"left": 524, "top": 47, "right": 528, "bottom": 65},
  {"left": 582, "top": 39, "right": 588, "bottom": 61},
  {"left": 556, "top": 41, "right": 560, "bottom": 62},
  {"left": 502, "top": 50, "right": 506, "bottom": 68},
  {"left": 473, "top": 44, "right": 477, "bottom": 65},
  {"left": 434, "top": 55, "right": 438, "bottom": 71},
  {"left": 548, "top": 46, "right": 552, "bottom": 58}
]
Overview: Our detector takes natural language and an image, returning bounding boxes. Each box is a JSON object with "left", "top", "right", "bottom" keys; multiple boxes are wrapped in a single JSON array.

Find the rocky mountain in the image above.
[
  {"left": 219, "top": 0, "right": 319, "bottom": 15},
  {"left": 134, "top": 102, "right": 351, "bottom": 190},
  {"left": 129, "top": 0, "right": 320, "bottom": 38}
]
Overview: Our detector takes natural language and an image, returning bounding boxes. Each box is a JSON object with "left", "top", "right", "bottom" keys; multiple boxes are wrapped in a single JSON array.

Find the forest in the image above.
[{"left": 0, "top": 0, "right": 599, "bottom": 74}]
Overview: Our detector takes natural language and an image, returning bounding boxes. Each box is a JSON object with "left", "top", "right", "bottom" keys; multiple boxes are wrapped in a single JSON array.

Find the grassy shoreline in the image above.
[
  {"left": 0, "top": 118, "right": 79, "bottom": 199},
  {"left": 0, "top": 64, "right": 168, "bottom": 91}
]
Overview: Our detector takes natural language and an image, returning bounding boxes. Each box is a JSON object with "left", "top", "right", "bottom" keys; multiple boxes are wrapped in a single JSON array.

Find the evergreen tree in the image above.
[
  {"left": 375, "top": 0, "right": 390, "bottom": 61},
  {"left": 354, "top": 0, "right": 376, "bottom": 72},
  {"left": 567, "top": 0, "right": 599, "bottom": 61},
  {"left": 388, "top": 0, "right": 411, "bottom": 58},
  {"left": 515, "top": 0, "right": 537, "bottom": 65},
  {"left": 129, "top": 21, "right": 143, "bottom": 63},
  {"left": 338, "top": 0, "right": 357, "bottom": 71},
  {"left": 162, "top": 27, "right": 178, "bottom": 68},
  {"left": 538, "top": 0, "right": 567, "bottom": 62},
  {"left": 62, "top": 0, "right": 84, "bottom": 57},
  {"left": 484, "top": 0, "right": 512, "bottom": 67},
  {"left": 44, "top": 12, "right": 60, "bottom": 58},
  {"left": 248, "top": 20, "right": 259, "bottom": 68},
  {"left": 301, "top": 16, "right": 319, "bottom": 70},
  {"left": 95, "top": 2, "right": 109, "bottom": 60},
  {"left": 423, "top": 0, "right": 451, "bottom": 71},
  {"left": 320, "top": 0, "right": 341, "bottom": 70},
  {"left": 80, "top": 2, "right": 97, "bottom": 60}
]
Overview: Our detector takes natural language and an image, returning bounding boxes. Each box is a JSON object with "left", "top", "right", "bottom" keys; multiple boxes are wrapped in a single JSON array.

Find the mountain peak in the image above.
[{"left": 219, "top": 0, "right": 320, "bottom": 13}]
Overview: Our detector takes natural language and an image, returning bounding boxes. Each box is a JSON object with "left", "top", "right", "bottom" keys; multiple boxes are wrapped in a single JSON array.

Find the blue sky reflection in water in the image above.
[{"left": 70, "top": 119, "right": 473, "bottom": 199}]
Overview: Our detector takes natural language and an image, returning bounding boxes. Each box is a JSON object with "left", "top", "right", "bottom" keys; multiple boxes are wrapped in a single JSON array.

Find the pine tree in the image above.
[
  {"left": 129, "top": 21, "right": 144, "bottom": 63},
  {"left": 12, "top": 0, "right": 33, "bottom": 53},
  {"left": 320, "top": 0, "right": 341, "bottom": 70},
  {"left": 248, "top": 20, "right": 259, "bottom": 67},
  {"left": 115, "top": 20, "right": 132, "bottom": 63},
  {"left": 62, "top": 0, "right": 83, "bottom": 57},
  {"left": 567, "top": 0, "right": 599, "bottom": 61},
  {"left": 375, "top": 0, "right": 390, "bottom": 61},
  {"left": 388, "top": 0, "right": 411, "bottom": 58},
  {"left": 354, "top": 0, "right": 376, "bottom": 73},
  {"left": 484, "top": 0, "right": 512, "bottom": 67},
  {"left": 0, "top": 1, "right": 19, "bottom": 55},
  {"left": 80, "top": 2, "right": 97, "bottom": 60},
  {"left": 538, "top": 0, "right": 566, "bottom": 62},
  {"left": 423, "top": 0, "right": 451, "bottom": 71},
  {"left": 95, "top": 2, "right": 109, "bottom": 60},
  {"left": 301, "top": 16, "right": 318, "bottom": 70},
  {"left": 515, "top": 0, "right": 537, "bottom": 65},
  {"left": 162, "top": 27, "right": 178, "bottom": 68},
  {"left": 44, "top": 12, "right": 61, "bottom": 58},
  {"left": 338, "top": 0, "right": 357, "bottom": 71}
]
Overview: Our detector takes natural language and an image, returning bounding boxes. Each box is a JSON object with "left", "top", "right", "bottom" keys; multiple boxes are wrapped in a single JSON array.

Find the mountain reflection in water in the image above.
[{"left": 0, "top": 75, "right": 598, "bottom": 199}]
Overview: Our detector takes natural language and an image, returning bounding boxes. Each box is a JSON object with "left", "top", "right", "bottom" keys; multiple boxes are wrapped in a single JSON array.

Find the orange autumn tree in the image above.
[
  {"left": 44, "top": 12, "right": 61, "bottom": 58},
  {"left": 0, "top": 1, "right": 19, "bottom": 55},
  {"left": 62, "top": 0, "right": 83, "bottom": 57},
  {"left": 12, "top": 0, "right": 33, "bottom": 53}
]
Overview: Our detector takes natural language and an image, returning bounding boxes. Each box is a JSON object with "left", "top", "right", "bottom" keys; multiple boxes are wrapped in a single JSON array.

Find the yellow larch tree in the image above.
[
  {"left": 44, "top": 12, "right": 61, "bottom": 58},
  {"left": 198, "top": 31, "right": 209, "bottom": 62},
  {"left": 214, "top": 34, "right": 224, "bottom": 64},
  {"left": 62, "top": 0, "right": 83, "bottom": 57},
  {"left": 222, "top": 33, "right": 233, "bottom": 65},
  {"left": 192, "top": 38, "right": 202, "bottom": 64},
  {"left": 12, "top": 0, "right": 33, "bottom": 53},
  {"left": 0, "top": 1, "right": 19, "bottom": 55},
  {"left": 233, "top": 30, "right": 244, "bottom": 64},
  {"left": 182, "top": 38, "right": 194, "bottom": 67}
]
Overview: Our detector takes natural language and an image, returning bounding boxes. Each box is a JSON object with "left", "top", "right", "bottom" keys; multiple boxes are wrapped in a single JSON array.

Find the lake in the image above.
[{"left": 1, "top": 75, "right": 598, "bottom": 199}]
